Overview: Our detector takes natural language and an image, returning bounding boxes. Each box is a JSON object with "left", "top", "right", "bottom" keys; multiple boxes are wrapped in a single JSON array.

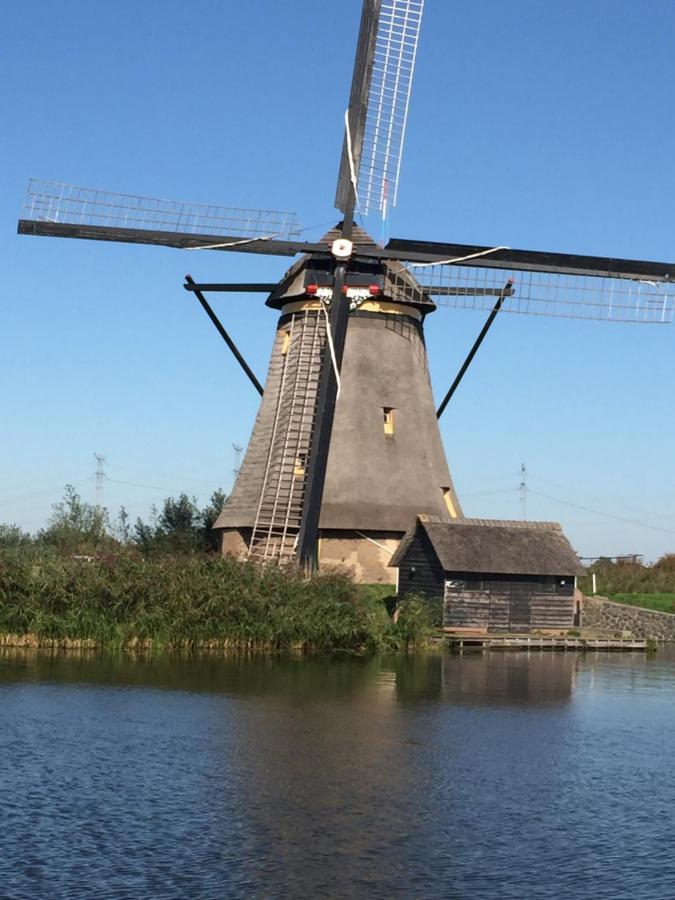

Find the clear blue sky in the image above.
[{"left": 3, "top": 0, "right": 675, "bottom": 560}]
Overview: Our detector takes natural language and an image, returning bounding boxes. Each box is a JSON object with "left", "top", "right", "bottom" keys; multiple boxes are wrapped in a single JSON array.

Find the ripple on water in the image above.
[{"left": 1, "top": 649, "right": 674, "bottom": 899}]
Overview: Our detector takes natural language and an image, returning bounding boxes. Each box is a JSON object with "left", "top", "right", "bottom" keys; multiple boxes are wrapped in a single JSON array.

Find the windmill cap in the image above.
[{"left": 265, "top": 223, "right": 437, "bottom": 312}]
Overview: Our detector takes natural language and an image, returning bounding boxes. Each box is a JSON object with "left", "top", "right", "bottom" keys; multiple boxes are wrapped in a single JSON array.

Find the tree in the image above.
[
  {"left": 115, "top": 506, "right": 132, "bottom": 545},
  {"left": 200, "top": 489, "right": 226, "bottom": 552},
  {"left": 38, "top": 484, "right": 110, "bottom": 554},
  {"left": 0, "top": 524, "right": 32, "bottom": 548},
  {"left": 133, "top": 489, "right": 226, "bottom": 555}
]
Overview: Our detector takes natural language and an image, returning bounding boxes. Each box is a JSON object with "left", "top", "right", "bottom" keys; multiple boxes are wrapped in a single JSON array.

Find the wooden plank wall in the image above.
[
  {"left": 397, "top": 530, "right": 445, "bottom": 600},
  {"left": 444, "top": 588, "right": 575, "bottom": 632}
]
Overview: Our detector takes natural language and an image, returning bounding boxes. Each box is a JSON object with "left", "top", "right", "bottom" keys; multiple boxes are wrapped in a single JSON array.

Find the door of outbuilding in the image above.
[{"left": 509, "top": 588, "right": 531, "bottom": 630}]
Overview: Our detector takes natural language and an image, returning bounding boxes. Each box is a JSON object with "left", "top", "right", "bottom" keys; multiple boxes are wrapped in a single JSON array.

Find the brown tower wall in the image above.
[
  {"left": 215, "top": 300, "right": 462, "bottom": 582},
  {"left": 319, "top": 310, "right": 460, "bottom": 531},
  {"left": 215, "top": 318, "right": 309, "bottom": 530},
  {"left": 214, "top": 219, "right": 464, "bottom": 581}
]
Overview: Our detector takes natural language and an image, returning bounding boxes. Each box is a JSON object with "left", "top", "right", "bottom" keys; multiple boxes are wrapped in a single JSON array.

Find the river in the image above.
[{"left": 1, "top": 648, "right": 674, "bottom": 899}]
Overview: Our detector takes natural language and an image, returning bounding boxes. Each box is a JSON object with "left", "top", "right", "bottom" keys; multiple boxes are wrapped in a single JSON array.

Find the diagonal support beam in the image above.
[
  {"left": 183, "top": 282, "right": 277, "bottom": 293},
  {"left": 436, "top": 280, "right": 513, "bottom": 419},
  {"left": 184, "top": 275, "right": 263, "bottom": 396}
]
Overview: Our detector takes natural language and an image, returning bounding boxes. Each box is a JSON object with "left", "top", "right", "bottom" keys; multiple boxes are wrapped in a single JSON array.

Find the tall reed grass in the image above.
[{"left": 0, "top": 549, "right": 434, "bottom": 652}]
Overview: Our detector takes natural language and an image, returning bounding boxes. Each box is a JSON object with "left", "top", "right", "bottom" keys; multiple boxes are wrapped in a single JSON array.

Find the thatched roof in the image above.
[{"left": 390, "top": 516, "right": 585, "bottom": 576}]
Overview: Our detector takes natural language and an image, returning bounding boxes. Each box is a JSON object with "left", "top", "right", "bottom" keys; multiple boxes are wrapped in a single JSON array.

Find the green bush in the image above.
[{"left": 393, "top": 593, "right": 439, "bottom": 648}]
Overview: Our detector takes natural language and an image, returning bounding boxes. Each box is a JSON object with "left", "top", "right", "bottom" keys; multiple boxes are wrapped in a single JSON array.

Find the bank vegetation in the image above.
[
  {"left": 0, "top": 487, "right": 435, "bottom": 653},
  {"left": 579, "top": 556, "right": 675, "bottom": 613}
]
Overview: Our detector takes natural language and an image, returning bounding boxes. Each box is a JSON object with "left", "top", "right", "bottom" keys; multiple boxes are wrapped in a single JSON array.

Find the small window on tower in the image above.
[
  {"left": 442, "top": 487, "right": 458, "bottom": 518},
  {"left": 383, "top": 407, "right": 395, "bottom": 435},
  {"left": 280, "top": 331, "right": 291, "bottom": 356},
  {"left": 294, "top": 452, "right": 307, "bottom": 477}
]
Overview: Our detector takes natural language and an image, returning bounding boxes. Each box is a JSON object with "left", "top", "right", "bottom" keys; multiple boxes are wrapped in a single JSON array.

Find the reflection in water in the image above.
[
  {"left": 441, "top": 652, "right": 576, "bottom": 706},
  {"left": 0, "top": 649, "right": 579, "bottom": 707},
  {"left": 1, "top": 648, "right": 674, "bottom": 898}
]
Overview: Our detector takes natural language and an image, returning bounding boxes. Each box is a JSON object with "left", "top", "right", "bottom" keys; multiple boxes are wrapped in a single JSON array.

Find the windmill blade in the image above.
[
  {"left": 335, "top": 0, "right": 424, "bottom": 217},
  {"left": 389, "top": 259, "right": 675, "bottom": 324},
  {"left": 334, "top": 0, "right": 380, "bottom": 217},
  {"left": 385, "top": 237, "right": 675, "bottom": 280},
  {"left": 381, "top": 237, "right": 675, "bottom": 323},
  {"left": 18, "top": 179, "right": 310, "bottom": 257}
]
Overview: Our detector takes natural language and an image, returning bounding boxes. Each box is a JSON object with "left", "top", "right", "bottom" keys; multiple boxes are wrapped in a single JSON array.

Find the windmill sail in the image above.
[
  {"left": 18, "top": 179, "right": 304, "bottom": 255},
  {"left": 424, "top": 265, "right": 674, "bottom": 323},
  {"left": 335, "top": 0, "right": 424, "bottom": 216},
  {"left": 382, "top": 238, "right": 675, "bottom": 324}
]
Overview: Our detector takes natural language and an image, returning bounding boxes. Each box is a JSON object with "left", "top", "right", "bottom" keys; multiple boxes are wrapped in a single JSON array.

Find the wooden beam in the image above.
[{"left": 387, "top": 237, "right": 675, "bottom": 281}]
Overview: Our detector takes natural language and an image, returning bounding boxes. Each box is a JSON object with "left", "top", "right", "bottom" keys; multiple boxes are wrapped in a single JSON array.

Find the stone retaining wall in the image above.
[{"left": 583, "top": 595, "right": 675, "bottom": 640}]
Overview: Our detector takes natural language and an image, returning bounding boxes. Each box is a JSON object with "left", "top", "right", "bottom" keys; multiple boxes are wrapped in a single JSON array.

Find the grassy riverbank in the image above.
[
  {"left": 579, "top": 556, "right": 675, "bottom": 614},
  {"left": 0, "top": 549, "right": 434, "bottom": 653},
  {"left": 605, "top": 593, "right": 675, "bottom": 614}
]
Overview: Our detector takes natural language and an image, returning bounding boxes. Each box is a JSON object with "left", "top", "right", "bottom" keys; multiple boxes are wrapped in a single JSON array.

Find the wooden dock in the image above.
[{"left": 443, "top": 634, "right": 649, "bottom": 653}]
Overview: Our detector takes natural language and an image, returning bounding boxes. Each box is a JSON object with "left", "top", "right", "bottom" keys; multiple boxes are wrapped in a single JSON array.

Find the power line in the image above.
[
  {"left": 526, "top": 487, "right": 675, "bottom": 537},
  {"left": 0, "top": 477, "right": 94, "bottom": 508},
  {"left": 453, "top": 470, "right": 523, "bottom": 486},
  {"left": 459, "top": 488, "right": 519, "bottom": 498},
  {"left": 105, "top": 477, "right": 166, "bottom": 492},
  {"left": 152, "top": 472, "right": 219, "bottom": 485},
  {"left": 527, "top": 472, "right": 672, "bottom": 521}
]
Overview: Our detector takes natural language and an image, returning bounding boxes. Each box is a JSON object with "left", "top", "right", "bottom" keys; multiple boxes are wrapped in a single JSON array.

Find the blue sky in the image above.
[{"left": 3, "top": 0, "right": 675, "bottom": 560}]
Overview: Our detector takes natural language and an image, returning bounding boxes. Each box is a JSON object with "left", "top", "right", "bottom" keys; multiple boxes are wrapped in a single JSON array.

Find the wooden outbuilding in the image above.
[{"left": 390, "top": 517, "right": 585, "bottom": 633}]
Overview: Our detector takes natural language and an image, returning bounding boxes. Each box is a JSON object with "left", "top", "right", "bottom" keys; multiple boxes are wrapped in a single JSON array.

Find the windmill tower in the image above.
[
  {"left": 17, "top": 0, "right": 675, "bottom": 583},
  {"left": 216, "top": 224, "right": 462, "bottom": 581}
]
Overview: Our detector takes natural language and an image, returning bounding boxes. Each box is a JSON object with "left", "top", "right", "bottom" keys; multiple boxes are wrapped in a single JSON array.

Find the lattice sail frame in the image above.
[
  {"left": 391, "top": 261, "right": 675, "bottom": 323},
  {"left": 355, "top": 0, "right": 424, "bottom": 215},
  {"left": 22, "top": 179, "right": 302, "bottom": 241}
]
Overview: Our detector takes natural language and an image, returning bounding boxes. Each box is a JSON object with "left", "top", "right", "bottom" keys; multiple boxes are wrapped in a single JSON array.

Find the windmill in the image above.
[{"left": 18, "top": 1, "right": 675, "bottom": 583}]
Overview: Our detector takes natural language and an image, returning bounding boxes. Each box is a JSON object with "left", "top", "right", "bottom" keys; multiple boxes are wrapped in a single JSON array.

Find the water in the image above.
[{"left": 1, "top": 649, "right": 674, "bottom": 899}]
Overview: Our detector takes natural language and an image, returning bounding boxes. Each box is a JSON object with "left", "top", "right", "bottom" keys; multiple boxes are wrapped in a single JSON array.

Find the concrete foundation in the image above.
[
  {"left": 220, "top": 527, "right": 400, "bottom": 585},
  {"left": 220, "top": 529, "right": 249, "bottom": 559}
]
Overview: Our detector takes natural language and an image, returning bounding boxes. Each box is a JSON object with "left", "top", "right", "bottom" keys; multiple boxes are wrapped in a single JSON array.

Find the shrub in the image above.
[
  {"left": 579, "top": 558, "right": 675, "bottom": 597},
  {"left": 394, "top": 593, "right": 439, "bottom": 648}
]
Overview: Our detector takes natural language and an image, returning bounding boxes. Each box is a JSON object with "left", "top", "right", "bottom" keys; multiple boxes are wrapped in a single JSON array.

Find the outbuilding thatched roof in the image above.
[{"left": 390, "top": 516, "right": 585, "bottom": 577}]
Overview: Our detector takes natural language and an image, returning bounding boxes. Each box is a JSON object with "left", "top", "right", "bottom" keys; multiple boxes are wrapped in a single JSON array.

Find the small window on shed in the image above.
[
  {"left": 442, "top": 487, "right": 458, "bottom": 518},
  {"left": 383, "top": 407, "right": 395, "bottom": 435},
  {"left": 462, "top": 573, "right": 484, "bottom": 591},
  {"left": 280, "top": 331, "right": 291, "bottom": 356}
]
